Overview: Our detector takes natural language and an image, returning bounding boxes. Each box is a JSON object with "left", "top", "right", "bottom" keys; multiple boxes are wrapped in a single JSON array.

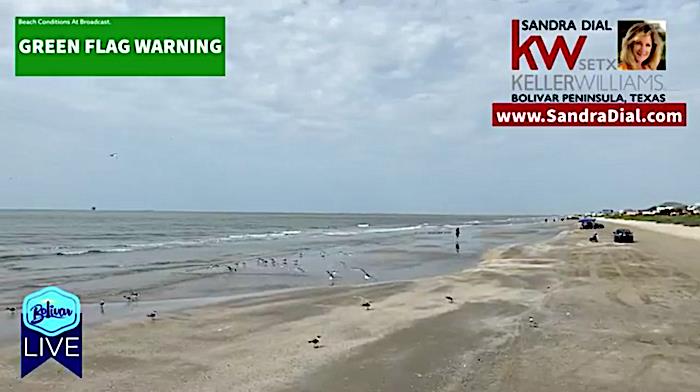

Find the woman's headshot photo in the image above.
[{"left": 618, "top": 20, "right": 666, "bottom": 71}]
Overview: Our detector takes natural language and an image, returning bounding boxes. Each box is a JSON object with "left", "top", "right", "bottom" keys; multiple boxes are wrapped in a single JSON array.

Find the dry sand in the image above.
[
  {"left": 2, "top": 222, "right": 700, "bottom": 391},
  {"left": 600, "top": 217, "right": 700, "bottom": 240}
]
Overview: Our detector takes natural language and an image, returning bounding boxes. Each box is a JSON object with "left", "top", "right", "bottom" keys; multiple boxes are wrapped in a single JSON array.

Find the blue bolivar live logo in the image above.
[{"left": 21, "top": 286, "right": 82, "bottom": 378}]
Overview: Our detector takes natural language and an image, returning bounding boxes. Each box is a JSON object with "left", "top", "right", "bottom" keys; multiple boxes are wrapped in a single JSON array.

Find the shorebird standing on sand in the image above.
[
  {"left": 308, "top": 335, "right": 321, "bottom": 348},
  {"left": 5, "top": 307, "right": 16, "bottom": 313},
  {"left": 146, "top": 310, "right": 158, "bottom": 320},
  {"left": 528, "top": 316, "right": 538, "bottom": 328},
  {"left": 445, "top": 296, "right": 455, "bottom": 304},
  {"left": 362, "top": 301, "right": 372, "bottom": 310}
]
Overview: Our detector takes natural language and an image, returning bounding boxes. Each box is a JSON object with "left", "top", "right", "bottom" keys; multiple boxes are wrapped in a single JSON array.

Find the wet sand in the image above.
[{"left": 2, "top": 222, "right": 700, "bottom": 391}]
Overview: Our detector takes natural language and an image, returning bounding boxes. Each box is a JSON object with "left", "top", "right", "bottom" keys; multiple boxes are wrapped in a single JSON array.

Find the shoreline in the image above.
[{"left": 3, "top": 223, "right": 700, "bottom": 391}]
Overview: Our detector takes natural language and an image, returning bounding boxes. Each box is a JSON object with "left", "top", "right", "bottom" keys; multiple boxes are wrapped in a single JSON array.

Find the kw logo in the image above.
[{"left": 511, "top": 19, "right": 587, "bottom": 70}]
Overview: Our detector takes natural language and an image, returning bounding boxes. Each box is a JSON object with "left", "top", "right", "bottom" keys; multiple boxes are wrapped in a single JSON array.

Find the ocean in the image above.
[{"left": 0, "top": 210, "right": 560, "bottom": 307}]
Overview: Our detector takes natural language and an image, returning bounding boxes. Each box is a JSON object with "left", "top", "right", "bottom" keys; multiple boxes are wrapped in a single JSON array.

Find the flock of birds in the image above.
[
  {"left": 3, "top": 249, "right": 461, "bottom": 349},
  {"left": 203, "top": 250, "right": 376, "bottom": 286}
]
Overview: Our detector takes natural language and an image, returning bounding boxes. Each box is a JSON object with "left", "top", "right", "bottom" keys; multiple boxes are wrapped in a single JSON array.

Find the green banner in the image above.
[{"left": 15, "top": 17, "right": 226, "bottom": 76}]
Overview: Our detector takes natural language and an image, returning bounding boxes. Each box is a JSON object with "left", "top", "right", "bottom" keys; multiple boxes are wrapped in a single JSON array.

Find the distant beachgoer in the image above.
[
  {"left": 545, "top": 218, "right": 548, "bottom": 223},
  {"left": 455, "top": 242, "right": 460, "bottom": 253},
  {"left": 589, "top": 232, "right": 599, "bottom": 242},
  {"left": 455, "top": 227, "right": 460, "bottom": 239}
]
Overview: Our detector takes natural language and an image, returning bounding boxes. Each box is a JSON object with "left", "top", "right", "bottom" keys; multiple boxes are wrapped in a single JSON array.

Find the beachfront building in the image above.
[
  {"left": 654, "top": 202, "right": 688, "bottom": 215},
  {"left": 620, "top": 209, "right": 640, "bottom": 216},
  {"left": 688, "top": 203, "right": 700, "bottom": 215}
]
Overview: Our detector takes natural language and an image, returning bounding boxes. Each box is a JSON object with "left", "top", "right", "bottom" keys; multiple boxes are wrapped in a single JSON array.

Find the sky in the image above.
[{"left": 0, "top": 0, "right": 698, "bottom": 215}]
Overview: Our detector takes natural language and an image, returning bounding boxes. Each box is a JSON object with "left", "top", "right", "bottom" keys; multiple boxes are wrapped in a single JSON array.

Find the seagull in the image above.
[
  {"left": 528, "top": 316, "right": 538, "bottom": 328},
  {"left": 362, "top": 302, "right": 372, "bottom": 310},
  {"left": 109, "top": 153, "right": 118, "bottom": 158},
  {"left": 326, "top": 270, "right": 338, "bottom": 286},
  {"left": 5, "top": 307, "right": 16, "bottom": 313},
  {"left": 146, "top": 310, "right": 158, "bottom": 319},
  {"left": 123, "top": 295, "right": 133, "bottom": 302},
  {"left": 130, "top": 291, "right": 139, "bottom": 298},
  {"left": 294, "top": 266, "right": 306, "bottom": 273},
  {"left": 445, "top": 296, "right": 454, "bottom": 304},
  {"left": 308, "top": 335, "right": 321, "bottom": 348},
  {"left": 226, "top": 265, "right": 233, "bottom": 272},
  {"left": 351, "top": 267, "right": 374, "bottom": 280},
  {"left": 320, "top": 250, "right": 326, "bottom": 258}
]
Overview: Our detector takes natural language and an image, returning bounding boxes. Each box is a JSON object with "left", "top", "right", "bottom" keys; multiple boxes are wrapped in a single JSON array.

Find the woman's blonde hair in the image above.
[{"left": 619, "top": 22, "right": 664, "bottom": 70}]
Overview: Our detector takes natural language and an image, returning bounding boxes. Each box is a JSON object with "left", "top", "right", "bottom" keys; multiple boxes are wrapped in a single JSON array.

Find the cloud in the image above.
[{"left": 0, "top": 0, "right": 698, "bottom": 213}]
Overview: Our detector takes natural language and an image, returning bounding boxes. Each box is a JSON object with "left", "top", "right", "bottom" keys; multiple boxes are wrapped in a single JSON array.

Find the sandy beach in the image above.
[{"left": 2, "top": 221, "right": 700, "bottom": 391}]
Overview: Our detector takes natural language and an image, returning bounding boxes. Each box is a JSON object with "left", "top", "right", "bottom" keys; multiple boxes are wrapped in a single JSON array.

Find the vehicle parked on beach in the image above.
[{"left": 613, "top": 228, "right": 634, "bottom": 243}]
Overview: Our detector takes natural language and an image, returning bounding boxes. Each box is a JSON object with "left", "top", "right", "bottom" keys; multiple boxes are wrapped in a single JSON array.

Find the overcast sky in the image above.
[{"left": 0, "top": 0, "right": 698, "bottom": 214}]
